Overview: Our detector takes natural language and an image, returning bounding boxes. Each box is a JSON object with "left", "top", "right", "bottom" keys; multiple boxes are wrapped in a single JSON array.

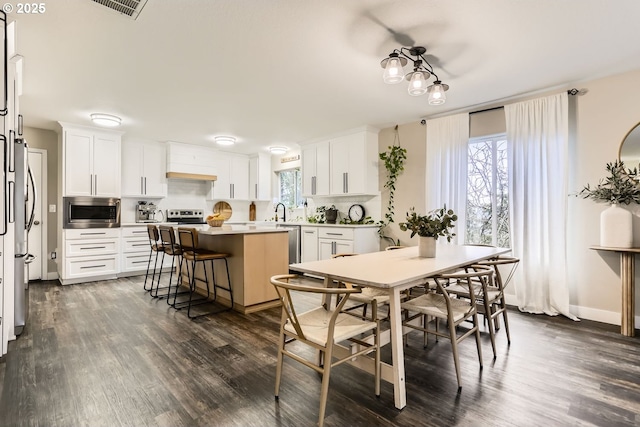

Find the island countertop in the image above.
[{"left": 121, "top": 222, "right": 288, "bottom": 235}]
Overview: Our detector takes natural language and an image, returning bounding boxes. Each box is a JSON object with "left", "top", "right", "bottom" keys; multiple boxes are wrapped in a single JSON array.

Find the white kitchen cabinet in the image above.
[
  {"left": 210, "top": 153, "right": 250, "bottom": 200},
  {"left": 301, "top": 225, "right": 379, "bottom": 262},
  {"left": 329, "top": 129, "right": 379, "bottom": 196},
  {"left": 122, "top": 141, "right": 167, "bottom": 197},
  {"left": 120, "top": 226, "right": 171, "bottom": 276},
  {"left": 301, "top": 226, "right": 318, "bottom": 263},
  {"left": 60, "top": 228, "right": 121, "bottom": 285},
  {"left": 301, "top": 141, "right": 330, "bottom": 197},
  {"left": 61, "top": 124, "right": 122, "bottom": 197},
  {"left": 249, "top": 153, "right": 272, "bottom": 201}
]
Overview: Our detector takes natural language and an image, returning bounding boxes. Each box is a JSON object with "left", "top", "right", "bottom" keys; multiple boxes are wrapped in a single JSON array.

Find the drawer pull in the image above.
[
  {"left": 80, "top": 246, "right": 107, "bottom": 250},
  {"left": 80, "top": 264, "right": 106, "bottom": 269},
  {"left": 132, "top": 231, "right": 146, "bottom": 234},
  {"left": 132, "top": 260, "right": 148, "bottom": 264},
  {"left": 304, "top": 231, "right": 315, "bottom": 234},
  {"left": 132, "top": 243, "right": 148, "bottom": 247},
  {"left": 326, "top": 232, "right": 343, "bottom": 236},
  {"left": 80, "top": 232, "right": 106, "bottom": 236}
]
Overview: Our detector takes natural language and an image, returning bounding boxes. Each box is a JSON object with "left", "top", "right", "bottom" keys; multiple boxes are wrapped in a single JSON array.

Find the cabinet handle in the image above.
[
  {"left": 80, "top": 232, "right": 106, "bottom": 236},
  {"left": 132, "top": 243, "right": 147, "bottom": 247},
  {"left": 304, "top": 231, "right": 315, "bottom": 234},
  {"left": 255, "top": 183, "right": 258, "bottom": 199},
  {"left": 95, "top": 175, "right": 98, "bottom": 195},
  {"left": 80, "top": 264, "right": 106, "bottom": 269},
  {"left": 312, "top": 176, "right": 316, "bottom": 195},
  {"left": 345, "top": 172, "right": 348, "bottom": 193},
  {"left": 132, "top": 260, "right": 148, "bottom": 264},
  {"left": 144, "top": 177, "right": 147, "bottom": 194},
  {"left": 141, "top": 177, "right": 144, "bottom": 194},
  {"left": 331, "top": 241, "right": 336, "bottom": 255},
  {"left": 132, "top": 230, "right": 146, "bottom": 234},
  {"left": 326, "top": 232, "right": 343, "bottom": 236},
  {"left": 80, "top": 246, "right": 106, "bottom": 250}
]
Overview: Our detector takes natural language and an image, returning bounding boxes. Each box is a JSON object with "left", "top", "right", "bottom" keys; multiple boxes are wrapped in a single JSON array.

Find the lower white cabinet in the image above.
[
  {"left": 60, "top": 228, "right": 120, "bottom": 285},
  {"left": 120, "top": 226, "right": 171, "bottom": 276},
  {"left": 301, "top": 225, "right": 379, "bottom": 262},
  {"left": 301, "top": 226, "right": 318, "bottom": 263}
]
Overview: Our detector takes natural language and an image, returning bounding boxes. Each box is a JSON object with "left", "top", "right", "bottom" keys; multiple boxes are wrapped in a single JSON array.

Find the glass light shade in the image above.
[
  {"left": 269, "top": 146, "right": 288, "bottom": 154},
  {"left": 383, "top": 57, "right": 405, "bottom": 84},
  {"left": 407, "top": 71, "right": 429, "bottom": 96},
  {"left": 215, "top": 136, "right": 236, "bottom": 146},
  {"left": 427, "top": 83, "right": 447, "bottom": 105},
  {"left": 90, "top": 113, "right": 121, "bottom": 127}
]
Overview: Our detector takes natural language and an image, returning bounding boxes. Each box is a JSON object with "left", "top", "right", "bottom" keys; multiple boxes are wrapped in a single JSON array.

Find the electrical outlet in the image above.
[
  {"left": 50, "top": 251, "right": 56, "bottom": 259},
  {"left": 49, "top": 204, "right": 56, "bottom": 213}
]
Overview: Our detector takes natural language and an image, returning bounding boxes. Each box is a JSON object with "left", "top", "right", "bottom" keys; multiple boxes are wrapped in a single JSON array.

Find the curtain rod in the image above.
[{"left": 427, "top": 87, "right": 588, "bottom": 120}]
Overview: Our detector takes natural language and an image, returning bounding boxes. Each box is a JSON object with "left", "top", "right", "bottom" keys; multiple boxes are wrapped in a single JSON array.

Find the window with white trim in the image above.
[
  {"left": 466, "top": 135, "right": 510, "bottom": 247},
  {"left": 278, "top": 168, "right": 303, "bottom": 208}
]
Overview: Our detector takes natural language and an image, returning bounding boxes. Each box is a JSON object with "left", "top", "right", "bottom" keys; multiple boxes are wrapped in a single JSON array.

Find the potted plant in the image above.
[
  {"left": 576, "top": 159, "right": 640, "bottom": 248},
  {"left": 399, "top": 206, "right": 457, "bottom": 257}
]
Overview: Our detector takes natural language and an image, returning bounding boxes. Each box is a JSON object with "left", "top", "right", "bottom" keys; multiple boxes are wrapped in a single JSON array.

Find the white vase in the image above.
[
  {"left": 418, "top": 236, "right": 437, "bottom": 258},
  {"left": 600, "top": 203, "right": 633, "bottom": 248}
]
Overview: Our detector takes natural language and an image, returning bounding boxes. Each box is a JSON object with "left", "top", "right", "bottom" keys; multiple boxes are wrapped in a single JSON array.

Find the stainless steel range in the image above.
[{"left": 166, "top": 209, "right": 206, "bottom": 224}]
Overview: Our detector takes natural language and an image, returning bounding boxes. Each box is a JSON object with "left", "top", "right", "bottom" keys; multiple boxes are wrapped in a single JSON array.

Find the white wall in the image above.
[{"left": 568, "top": 68, "right": 640, "bottom": 325}]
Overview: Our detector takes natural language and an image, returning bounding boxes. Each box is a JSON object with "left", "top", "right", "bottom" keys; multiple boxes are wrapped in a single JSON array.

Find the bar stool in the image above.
[
  {"left": 157, "top": 225, "right": 190, "bottom": 305},
  {"left": 144, "top": 224, "right": 164, "bottom": 293},
  {"left": 176, "top": 227, "right": 234, "bottom": 319}
]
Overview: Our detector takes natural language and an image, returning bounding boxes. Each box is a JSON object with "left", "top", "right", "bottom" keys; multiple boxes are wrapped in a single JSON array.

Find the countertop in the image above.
[
  {"left": 121, "top": 222, "right": 287, "bottom": 235},
  {"left": 123, "top": 221, "right": 379, "bottom": 229}
]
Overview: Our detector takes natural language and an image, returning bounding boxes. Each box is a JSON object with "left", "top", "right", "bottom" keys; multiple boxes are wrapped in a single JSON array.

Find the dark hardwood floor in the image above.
[{"left": 1, "top": 276, "right": 639, "bottom": 427}]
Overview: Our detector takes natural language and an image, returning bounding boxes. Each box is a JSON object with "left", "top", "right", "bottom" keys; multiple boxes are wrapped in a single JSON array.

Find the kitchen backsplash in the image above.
[{"left": 122, "top": 178, "right": 381, "bottom": 224}]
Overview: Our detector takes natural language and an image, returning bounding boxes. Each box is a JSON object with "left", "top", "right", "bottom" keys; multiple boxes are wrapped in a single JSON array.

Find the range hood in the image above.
[{"left": 166, "top": 172, "right": 217, "bottom": 181}]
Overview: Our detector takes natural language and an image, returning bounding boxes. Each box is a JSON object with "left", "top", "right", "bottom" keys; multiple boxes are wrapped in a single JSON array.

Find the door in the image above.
[
  {"left": 28, "top": 149, "right": 44, "bottom": 280},
  {"left": 93, "top": 133, "right": 120, "bottom": 197},
  {"left": 64, "top": 129, "right": 92, "bottom": 196}
]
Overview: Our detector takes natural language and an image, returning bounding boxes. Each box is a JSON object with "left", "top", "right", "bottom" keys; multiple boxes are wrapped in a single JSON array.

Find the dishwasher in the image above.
[{"left": 276, "top": 223, "right": 301, "bottom": 264}]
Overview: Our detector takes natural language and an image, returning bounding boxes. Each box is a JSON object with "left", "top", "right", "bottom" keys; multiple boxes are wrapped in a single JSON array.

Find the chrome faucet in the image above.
[{"left": 275, "top": 203, "right": 286, "bottom": 222}]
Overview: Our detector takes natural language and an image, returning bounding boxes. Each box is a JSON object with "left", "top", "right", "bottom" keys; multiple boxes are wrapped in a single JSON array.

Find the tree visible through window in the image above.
[
  {"left": 466, "top": 135, "right": 510, "bottom": 247},
  {"left": 279, "top": 168, "right": 303, "bottom": 208}
]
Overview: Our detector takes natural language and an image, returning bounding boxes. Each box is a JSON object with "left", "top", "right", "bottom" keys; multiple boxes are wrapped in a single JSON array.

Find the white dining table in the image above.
[{"left": 289, "top": 244, "right": 511, "bottom": 409}]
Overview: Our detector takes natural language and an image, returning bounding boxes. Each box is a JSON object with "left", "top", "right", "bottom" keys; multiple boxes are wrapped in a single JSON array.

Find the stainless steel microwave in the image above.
[{"left": 63, "top": 197, "right": 121, "bottom": 229}]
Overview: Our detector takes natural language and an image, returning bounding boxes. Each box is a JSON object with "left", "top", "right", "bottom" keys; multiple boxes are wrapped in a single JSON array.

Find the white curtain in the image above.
[
  {"left": 506, "top": 93, "right": 577, "bottom": 319},
  {"left": 426, "top": 113, "right": 469, "bottom": 244}
]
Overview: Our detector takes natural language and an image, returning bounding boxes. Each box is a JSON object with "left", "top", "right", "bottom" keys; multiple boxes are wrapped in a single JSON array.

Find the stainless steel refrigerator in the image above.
[{"left": 13, "top": 137, "right": 36, "bottom": 336}]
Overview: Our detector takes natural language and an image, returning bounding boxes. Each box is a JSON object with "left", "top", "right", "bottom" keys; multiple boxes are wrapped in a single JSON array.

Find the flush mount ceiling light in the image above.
[
  {"left": 90, "top": 113, "right": 122, "bottom": 127},
  {"left": 215, "top": 136, "right": 236, "bottom": 146},
  {"left": 380, "top": 46, "right": 449, "bottom": 105},
  {"left": 268, "top": 146, "right": 288, "bottom": 154}
]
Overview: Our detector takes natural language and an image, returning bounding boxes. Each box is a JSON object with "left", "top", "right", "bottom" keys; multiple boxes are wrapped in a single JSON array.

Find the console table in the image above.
[{"left": 590, "top": 246, "right": 638, "bottom": 336}]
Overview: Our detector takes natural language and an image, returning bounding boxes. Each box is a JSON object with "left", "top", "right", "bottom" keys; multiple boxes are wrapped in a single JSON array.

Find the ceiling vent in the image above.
[{"left": 90, "top": 0, "right": 149, "bottom": 20}]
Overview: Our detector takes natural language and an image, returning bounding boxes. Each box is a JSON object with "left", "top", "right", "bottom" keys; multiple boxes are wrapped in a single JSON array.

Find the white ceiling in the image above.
[{"left": 12, "top": 0, "right": 640, "bottom": 154}]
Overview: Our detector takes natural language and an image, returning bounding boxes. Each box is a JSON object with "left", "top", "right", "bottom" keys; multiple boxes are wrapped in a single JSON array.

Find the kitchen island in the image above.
[{"left": 179, "top": 224, "right": 289, "bottom": 313}]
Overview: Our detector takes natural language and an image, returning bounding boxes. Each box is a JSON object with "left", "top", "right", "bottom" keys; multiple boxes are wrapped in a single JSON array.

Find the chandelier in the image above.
[{"left": 380, "top": 46, "right": 449, "bottom": 105}]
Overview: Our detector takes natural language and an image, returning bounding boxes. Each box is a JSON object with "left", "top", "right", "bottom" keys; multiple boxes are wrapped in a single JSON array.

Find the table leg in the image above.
[
  {"left": 388, "top": 287, "right": 406, "bottom": 409},
  {"left": 620, "top": 252, "right": 636, "bottom": 337}
]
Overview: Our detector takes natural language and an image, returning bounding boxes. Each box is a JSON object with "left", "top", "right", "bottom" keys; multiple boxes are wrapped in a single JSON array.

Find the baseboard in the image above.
[{"left": 505, "top": 293, "right": 639, "bottom": 328}]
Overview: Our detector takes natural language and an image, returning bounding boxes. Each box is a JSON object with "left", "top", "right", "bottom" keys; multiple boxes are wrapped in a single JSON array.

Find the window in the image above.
[
  {"left": 278, "top": 168, "right": 303, "bottom": 208},
  {"left": 466, "top": 135, "right": 510, "bottom": 247}
]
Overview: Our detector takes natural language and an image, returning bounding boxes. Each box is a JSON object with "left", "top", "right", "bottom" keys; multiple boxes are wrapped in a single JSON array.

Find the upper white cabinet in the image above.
[
  {"left": 301, "top": 128, "right": 379, "bottom": 198},
  {"left": 329, "top": 129, "right": 379, "bottom": 196},
  {"left": 60, "top": 123, "right": 122, "bottom": 197},
  {"left": 249, "top": 153, "right": 272, "bottom": 201},
  {"left": 301, "top": 141, "right": 330, "bottom": 197},
  {"left": 210, "top": 153, "right": 250, "bottom": 200},
  {"left": 122, "top": 140, "right": 167, "bottom": 198}
]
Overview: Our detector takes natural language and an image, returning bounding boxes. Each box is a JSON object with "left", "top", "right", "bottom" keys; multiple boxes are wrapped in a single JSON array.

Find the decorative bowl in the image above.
[{"left": 207, "top": 219, "right": 224, "bottom": 227}]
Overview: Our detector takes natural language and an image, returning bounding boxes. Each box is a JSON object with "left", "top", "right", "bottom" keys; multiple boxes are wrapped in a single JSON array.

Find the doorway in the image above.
[{"left": 27, "top": 148, "right": 47, "bottom": 281}]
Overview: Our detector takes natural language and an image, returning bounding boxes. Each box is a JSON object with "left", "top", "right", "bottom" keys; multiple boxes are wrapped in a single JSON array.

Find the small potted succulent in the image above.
[{"left": 399, "top": 206, "right": 457, "bottom": 257}]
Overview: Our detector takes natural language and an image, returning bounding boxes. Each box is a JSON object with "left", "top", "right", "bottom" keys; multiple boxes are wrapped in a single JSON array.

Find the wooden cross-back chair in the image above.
[{"left": 270, "top": 274, "right": 381, "bottom": 427}]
